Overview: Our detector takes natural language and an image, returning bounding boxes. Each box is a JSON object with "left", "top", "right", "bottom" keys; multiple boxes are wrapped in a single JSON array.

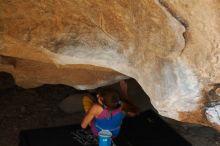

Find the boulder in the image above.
[
  {"left": 59, "top": 94, "right": 86, "bottom": 114},
  {"left": 1, "top": 0, "right": 220, "bottom": 130}
]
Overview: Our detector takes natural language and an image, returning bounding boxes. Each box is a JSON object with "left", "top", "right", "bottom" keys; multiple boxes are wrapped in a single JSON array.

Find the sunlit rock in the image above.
[{"left": 1, "top": 0, "right": 220, "bottom": 130}]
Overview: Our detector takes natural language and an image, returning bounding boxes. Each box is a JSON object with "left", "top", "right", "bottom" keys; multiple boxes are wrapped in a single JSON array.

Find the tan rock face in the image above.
[
  {"left": 0, "top": 55, "right": 127, "bottom": 89},
  {"left": 161, "top": 0, "right": 220, "bottom": 129},
  {"left": 0, "top": 0, "right": 220, "bottom": 130}
]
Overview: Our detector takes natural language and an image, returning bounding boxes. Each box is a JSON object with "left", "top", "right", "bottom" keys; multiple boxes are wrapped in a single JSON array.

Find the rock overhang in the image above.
[{"left": 1, "top": 0, "right": 220, "bottom": 131}]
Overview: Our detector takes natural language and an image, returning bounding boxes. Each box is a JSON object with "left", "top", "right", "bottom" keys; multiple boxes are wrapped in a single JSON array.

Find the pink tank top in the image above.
[{"left": 90, "top": 107, "right": 125, "bottom": 137}]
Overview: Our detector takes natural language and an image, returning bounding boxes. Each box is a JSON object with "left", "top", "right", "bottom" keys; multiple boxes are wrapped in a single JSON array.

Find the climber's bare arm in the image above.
[{"left": 81, "top": 104, "right": 102, "bottom": 128}]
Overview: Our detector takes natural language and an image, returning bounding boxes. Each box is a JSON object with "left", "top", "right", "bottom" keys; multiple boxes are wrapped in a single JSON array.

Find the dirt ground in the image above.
[{"left": 0, "top": 82, "right": 220, "bottom": 146}]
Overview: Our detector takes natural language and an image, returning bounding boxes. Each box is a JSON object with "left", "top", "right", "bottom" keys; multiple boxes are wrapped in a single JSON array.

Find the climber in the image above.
[{"left": 81, "top": 80, "right": 139, "bottom": 137}]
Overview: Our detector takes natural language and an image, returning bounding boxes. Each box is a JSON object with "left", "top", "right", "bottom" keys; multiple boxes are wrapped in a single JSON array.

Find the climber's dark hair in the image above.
[{"left": 97, "top": 87, "right": 121, "bottom": 110}]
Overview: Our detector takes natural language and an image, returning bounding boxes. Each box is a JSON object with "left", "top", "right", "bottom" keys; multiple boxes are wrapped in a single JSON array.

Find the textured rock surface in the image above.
[
  {"left": 0, "top": 55, "right": 126, "bottom": 89},
  {"left": 160, "top": 0, "right": 220, "bottom": 130},
  {"left": 0, "top": 0, "right": 220, "bottom": 130},
  {"left": 205, "top": 105, "right": 220, "bottom": 126}
]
